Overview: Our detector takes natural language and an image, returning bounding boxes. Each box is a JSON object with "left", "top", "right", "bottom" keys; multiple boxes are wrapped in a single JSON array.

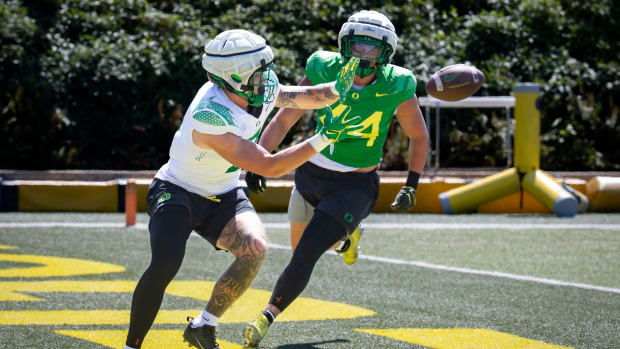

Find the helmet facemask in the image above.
[
  {"left": 337, "top": 10, "right": 398, "bottom": 78},
  {"left": 341, "top": 35, "right": 393, "bottom": 78},
  {"left": 208, "top": 59, "right": 278, "bottom": 118},
  {"left": 237, "top": 59, "right": 278, "bottom": 107}
]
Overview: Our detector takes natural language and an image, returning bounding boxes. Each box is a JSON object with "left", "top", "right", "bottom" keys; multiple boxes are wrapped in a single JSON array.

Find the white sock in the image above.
[
  {"left": 192, "top": 309, "right": 219, "bottom": 327},
  {"left": 124, "top": 346, "right": 136, "bottom": 349}
]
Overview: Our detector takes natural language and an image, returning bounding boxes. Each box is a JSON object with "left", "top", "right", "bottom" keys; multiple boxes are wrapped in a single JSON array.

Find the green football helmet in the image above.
[
  {"left": 202, "top": 29, "right": 278, "bottom": 110},
  {"left": 338, "top": 10, "right": 398, "bottom": 78}
]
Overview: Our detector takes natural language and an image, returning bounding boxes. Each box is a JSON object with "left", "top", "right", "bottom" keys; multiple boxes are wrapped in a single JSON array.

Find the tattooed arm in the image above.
[
  {"left": 275, "top": 56, "right": 357, "bottom": 110},
  {"left": 265, "top": 58, "right": 358, "bottom": 150},
  {"left": 275, "top": 80, "right": 339, "bottom": 109},
  {"left": 261, "top": 76, "right": 314, "bottom": 152}
]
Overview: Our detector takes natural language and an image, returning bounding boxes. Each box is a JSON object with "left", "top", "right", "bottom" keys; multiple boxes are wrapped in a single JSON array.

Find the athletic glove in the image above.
[
  {"left": 391, "top": 186, "right": 417, "bottom": 212},
  {"left": 245, "top": 171, "right": 266, "bottom": 194},
  {"left": 319, "top": 105, "right": 363, "bottom": 142},
  {"left": 335, "top": 57, "right": 360, "bottom": 100}
]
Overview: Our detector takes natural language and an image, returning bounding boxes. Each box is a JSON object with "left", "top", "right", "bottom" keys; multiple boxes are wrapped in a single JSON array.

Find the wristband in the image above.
[
  {"left": 405, "top": 171, "right": 421, "bottom": 190},
  {"left": 308, "top": 133, "right": 332, "bottom": 152}
]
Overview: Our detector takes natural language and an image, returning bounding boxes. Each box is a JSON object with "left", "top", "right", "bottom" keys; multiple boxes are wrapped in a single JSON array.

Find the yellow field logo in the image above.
[{"left": 0, "top": 245, "right": 572, "bottom": 348}]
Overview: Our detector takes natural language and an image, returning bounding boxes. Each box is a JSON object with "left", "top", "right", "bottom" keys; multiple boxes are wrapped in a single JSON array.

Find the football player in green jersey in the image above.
[{"left": 242, "top": 10, "right": 429, "bottom": 348}]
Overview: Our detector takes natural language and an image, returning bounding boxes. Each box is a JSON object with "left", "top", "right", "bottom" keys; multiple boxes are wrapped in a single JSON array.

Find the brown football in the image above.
[{"left": 425, "top": 64, "right": 485, "bottom": 102}]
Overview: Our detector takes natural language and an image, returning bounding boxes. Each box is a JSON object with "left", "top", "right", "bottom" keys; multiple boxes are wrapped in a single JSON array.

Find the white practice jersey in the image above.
[{"left": 155, "top": 81, "right": 280, "bottom": 196}]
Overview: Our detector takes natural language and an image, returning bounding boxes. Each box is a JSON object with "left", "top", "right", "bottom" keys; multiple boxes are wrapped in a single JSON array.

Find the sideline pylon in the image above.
[{"left": 125, "top": 179, "right": 137, "bottom": 226}]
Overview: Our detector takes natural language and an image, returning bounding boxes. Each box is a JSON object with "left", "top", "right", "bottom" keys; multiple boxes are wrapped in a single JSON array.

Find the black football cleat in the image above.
[{"left": 183, "top": 317, "right": 220, "bottom": 349}]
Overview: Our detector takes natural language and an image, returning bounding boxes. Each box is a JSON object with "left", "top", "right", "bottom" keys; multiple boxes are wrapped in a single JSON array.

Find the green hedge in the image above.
[{"left": 1, "top": 0, "right": 618, "bottom": 170}]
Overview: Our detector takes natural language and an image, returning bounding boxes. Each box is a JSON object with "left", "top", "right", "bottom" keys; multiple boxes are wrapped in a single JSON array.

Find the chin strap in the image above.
[{"left": 356, "top": 59, "right": 376, "bottom": 78}]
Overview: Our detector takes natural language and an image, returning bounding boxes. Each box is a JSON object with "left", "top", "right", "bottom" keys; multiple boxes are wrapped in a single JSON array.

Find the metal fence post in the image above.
[{"left": 435, "top": 102, "right": 441, "bottom": 168}]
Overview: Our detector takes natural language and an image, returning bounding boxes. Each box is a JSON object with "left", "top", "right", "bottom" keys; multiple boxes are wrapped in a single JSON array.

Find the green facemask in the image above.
[
  {"left": 356, "top": 60, "right": 377, "bottom": 78},
  {"left": 341, "top": 36, "right": 391, "bottom": 78},
  {"left": 241, "top": 65, "right": 278, "bottom": 107}
]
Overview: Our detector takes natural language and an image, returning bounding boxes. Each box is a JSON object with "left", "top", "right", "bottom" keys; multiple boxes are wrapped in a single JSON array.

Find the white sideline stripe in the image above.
[
  {"left": 262, "top": 223, "right": 620, "bottom": 231},
  {"left": 1, "top": 221, "right": 619, "bottom": 294},
  {"left": 1, "top": 222, "right": 619, "bottom": 230},
  {"left": 268, "top": 243, "right": 620, "bottom": 295}
]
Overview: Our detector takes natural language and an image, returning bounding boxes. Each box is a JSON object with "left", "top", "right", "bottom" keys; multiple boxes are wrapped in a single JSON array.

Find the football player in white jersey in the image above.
[{"left": 123, "top": 29, "right": 361, "bottom": 349}]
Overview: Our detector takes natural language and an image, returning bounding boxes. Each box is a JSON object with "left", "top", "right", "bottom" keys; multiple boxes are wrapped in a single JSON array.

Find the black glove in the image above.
[
  {"left": 390, "top": 186, "right": 416, "bottom": 212},
  {"left": 245, "top": 171, "right": 267, "bottom": 194}
]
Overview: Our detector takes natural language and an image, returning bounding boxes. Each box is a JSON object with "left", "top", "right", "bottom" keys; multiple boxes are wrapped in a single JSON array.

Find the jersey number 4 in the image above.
[{"left": 332, "top": 104, "right": 381, "bottom": 147}]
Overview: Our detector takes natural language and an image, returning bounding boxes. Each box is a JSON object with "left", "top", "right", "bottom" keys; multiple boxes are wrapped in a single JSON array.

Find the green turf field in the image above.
[{"left": 1, "top": 212, "right": 619, "bottom": 348}]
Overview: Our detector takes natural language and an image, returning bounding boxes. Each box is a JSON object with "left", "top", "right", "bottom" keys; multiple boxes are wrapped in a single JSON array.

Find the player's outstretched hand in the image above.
[
  {"left": 245, "top": 171, "right": 266, "bottom": 194},
  {"left": 319, "top": 105, "right": 363, "bottom": 142},
  {"left": 391, "top": 186, "right": 416, "bottom": 212},
  {"left": 335, "top": 57, "right": 360, "bottom": 100}
]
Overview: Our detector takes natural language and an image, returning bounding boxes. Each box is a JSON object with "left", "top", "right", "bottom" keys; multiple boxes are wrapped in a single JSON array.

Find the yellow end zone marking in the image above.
[
  {"left": 0, "top": 250, "right": 571, "bottom": 349},
  {"left": 0, "top": 245, "right": 18, "bottom": 250},
  {"left": 0, "top": 253, "right": 124, "bottom": 278},
  {"left": 355, "top": 328, "right": 574, "bottom": 349},
  {"left": 56, "top": 330, "right": 244, "bottom": 349},
  {"left": 0, "top": 280, "right": 375, "bottom": 324},
  {"left": 0, "top": 280, "right": 137, "bottom": 301},
  {"left": 2, "top": 309, "right": 191, "bottom": 325}
]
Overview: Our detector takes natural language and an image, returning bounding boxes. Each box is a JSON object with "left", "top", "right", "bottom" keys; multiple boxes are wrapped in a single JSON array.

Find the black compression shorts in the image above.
[
  {"left": 293, "top": 161, "right": 379, "bottom": 234},
  {"left": 146, "top": 178, "right": 255, "bottom": 249}
]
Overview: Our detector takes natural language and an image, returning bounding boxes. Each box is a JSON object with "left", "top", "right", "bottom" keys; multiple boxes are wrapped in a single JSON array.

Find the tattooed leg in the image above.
[{"left": 206, "top": 211, "right": 267, "bottom": 316}]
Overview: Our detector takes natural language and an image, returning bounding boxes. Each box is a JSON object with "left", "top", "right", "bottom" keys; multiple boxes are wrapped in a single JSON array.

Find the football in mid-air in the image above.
[{"left": 425, "top": 64, "right": 485, "bottom": 102}]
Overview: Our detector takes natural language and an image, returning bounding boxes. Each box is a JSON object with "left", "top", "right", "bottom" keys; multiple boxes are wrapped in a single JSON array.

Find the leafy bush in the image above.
[{"left": 1, "top": 0, "right": 618, "bottom": 170}]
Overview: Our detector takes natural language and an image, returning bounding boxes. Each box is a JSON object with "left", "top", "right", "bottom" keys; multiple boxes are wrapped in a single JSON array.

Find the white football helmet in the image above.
[
  {"left": 338, "top": 10, "right": 398, "bottom": 76},
  {"left": 202, "top": 29, "right": 278, "bottom": 107}
]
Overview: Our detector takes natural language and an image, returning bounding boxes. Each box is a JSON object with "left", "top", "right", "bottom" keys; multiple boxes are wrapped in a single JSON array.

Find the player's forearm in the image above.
[
  {"left": 259, "top": 142, "right": 317, "bottom": 178},
  {"left": 259, "top": 108, "right": 305, "bottom": 153},
  {"left": 408, "top": 136, "right": 429, "bottom": 174},
  {"left": 258, "top": 122, "right": 288, "bottom": 153},
  {"left": 276, "top": 82, "right": 339, "bottom": 110},
  {"left": 255, "top": 133, "right": 332, "bottom": 177}
]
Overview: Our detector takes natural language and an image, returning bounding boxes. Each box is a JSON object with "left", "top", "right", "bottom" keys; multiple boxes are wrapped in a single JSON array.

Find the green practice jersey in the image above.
[{"left": 306, "top": 51, "right": 417, "bottom": 168}]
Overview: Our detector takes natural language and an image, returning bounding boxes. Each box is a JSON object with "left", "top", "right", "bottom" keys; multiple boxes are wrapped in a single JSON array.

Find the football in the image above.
[{"left": 425, "top": 64, "right": 485, "bottom": 102}]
